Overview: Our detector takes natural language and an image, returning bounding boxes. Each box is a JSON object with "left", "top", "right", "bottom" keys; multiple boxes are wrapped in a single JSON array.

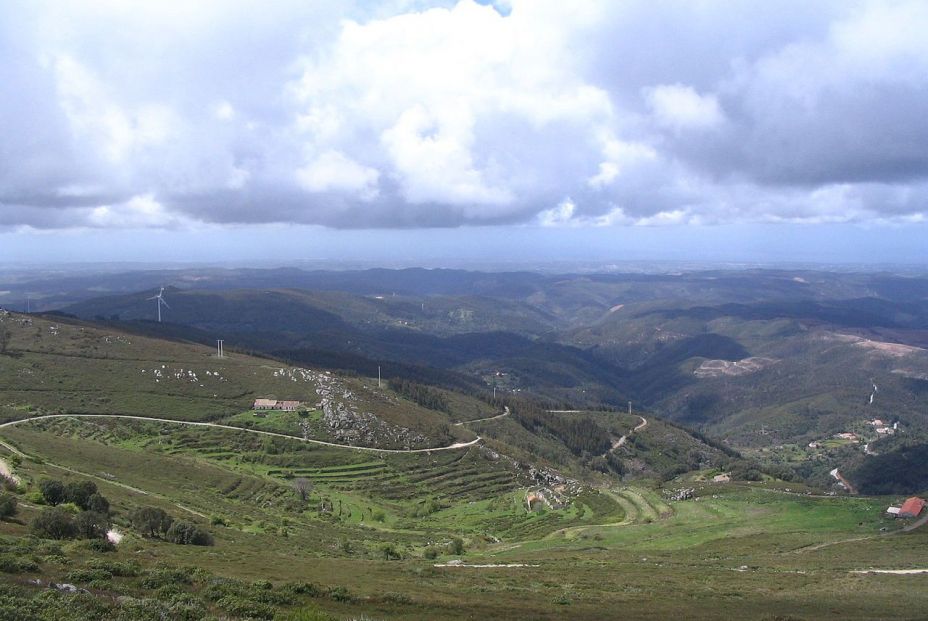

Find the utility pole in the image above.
[
  {"left": 217, "top": 339, "right": 224, "bottom": 358},
  {"left": 377, "top": 365, "right": 381, "bottom": 388},
  {"left": 628, "top": 401, "right": 632, "bottom": 415}
]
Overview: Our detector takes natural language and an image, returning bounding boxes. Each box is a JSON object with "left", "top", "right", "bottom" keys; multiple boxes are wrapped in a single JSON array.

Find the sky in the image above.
[{"left": 1, "top": 0, "right": 927, "bottom": 265}]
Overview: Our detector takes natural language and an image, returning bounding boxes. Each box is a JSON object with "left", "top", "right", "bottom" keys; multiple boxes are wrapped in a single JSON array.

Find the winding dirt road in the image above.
[
  {"left": 453, "top": 406, "right": 510, "bottom": 427},
  {"left": 614, "top": 416, "right": 648, "bottom": 449}
]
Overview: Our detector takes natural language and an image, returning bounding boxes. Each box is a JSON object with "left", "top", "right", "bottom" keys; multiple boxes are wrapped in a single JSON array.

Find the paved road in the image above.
[{"left": 0, "top": 414, "right": 481, "bottom": 454}]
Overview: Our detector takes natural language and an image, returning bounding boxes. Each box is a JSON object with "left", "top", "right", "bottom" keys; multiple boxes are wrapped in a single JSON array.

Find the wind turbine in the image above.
[{"left": 148, "top": 287, "right": 170, "bottom": 323}]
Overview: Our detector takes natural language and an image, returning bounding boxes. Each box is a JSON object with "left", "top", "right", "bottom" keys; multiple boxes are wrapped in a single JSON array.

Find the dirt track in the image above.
[{"left": 0, "top": 413, "right": 481, "bottom": 454}]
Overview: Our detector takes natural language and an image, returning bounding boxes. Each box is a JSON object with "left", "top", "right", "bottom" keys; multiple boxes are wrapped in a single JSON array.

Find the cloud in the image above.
[
  {"left": 644, "top": 84, "right": 724, "bottom": 131},
  {"left": 296, "top": 150, "right": 380, "bottom": 200},
  {"left": 1, "top": 0, "right": 927, "bottom": 232}
]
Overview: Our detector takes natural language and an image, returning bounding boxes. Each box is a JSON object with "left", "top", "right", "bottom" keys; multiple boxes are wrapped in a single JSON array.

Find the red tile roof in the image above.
[{"left": 899, "top": 497, "right": 926, "bottom": 518}]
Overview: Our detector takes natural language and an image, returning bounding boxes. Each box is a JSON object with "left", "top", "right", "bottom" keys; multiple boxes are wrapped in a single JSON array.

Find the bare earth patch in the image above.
[
  {"left": 695, "top": 357, "right": 778, "bottom": 378},
  {"left": 826, "top": 332, "right": 925, "bottom": 358}
]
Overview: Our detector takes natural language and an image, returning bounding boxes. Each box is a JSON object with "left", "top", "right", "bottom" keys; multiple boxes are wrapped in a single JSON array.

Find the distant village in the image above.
[{"left": 807, "top": 418, "right": 900, "bottom": 452}]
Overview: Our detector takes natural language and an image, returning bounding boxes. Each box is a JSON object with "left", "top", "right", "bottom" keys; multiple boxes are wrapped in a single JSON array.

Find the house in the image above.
[
  {"left": 252, "top": 398, "right": 302, "bottom": 412},
  {"left": 869, "top": 419, "right": 884, "bottom": 427},
  {"left": 886, "top": 506, "right": 901, "bottom": 517},
  {"left": 876, "top": 427, "right": 895, "bottom": 435},
  {"left": 898, "top": 497, "right": 926, "bottom": 519},
  {"left": 712, "top": 473, "right": 731, "bottom": 483},
  {"left": 835, "top": 432, "right": 858, "bottom": 441}
]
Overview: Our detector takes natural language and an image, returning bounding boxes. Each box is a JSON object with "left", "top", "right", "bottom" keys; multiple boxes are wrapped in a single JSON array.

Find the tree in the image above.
[
  {"left": 130, "top": 506, "right": 173, "bottom": 538},
  {"left": 40, "top": 479, "right": 66, "bottom": 506},
  {"left": 165, "top": 521, "right": 213, "bottom": 546},
  {"left": 292, "top": 477, "right": 312, "bottom": 502},
  {"left": 448, "top": 537, "right": 465, "bottom": 556},
  {"left": 64, "top": 480, "right": 98, "bottom": 510},
  {"left": 32, "top": 507, "right": 77, "bottom": 539},
  {"left": 0, "top": 493, "right": 17, "bottom": 519},
  {"left": 87, "top": 493, "right": 110, "bottom": 515},
  {"left": 74, "top": 511, "right": 109, "bottom": 539}
]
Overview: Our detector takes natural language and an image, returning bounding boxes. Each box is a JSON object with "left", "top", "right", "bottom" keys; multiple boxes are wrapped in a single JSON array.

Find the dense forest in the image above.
[
  {"left": 388, "top": 379, "right": 450, "bottom": 413},
  {"left": 508, "top": 401, "right": 611, "bottom": 457},
  {"left": 851, "top": 442, "right": 928, "bottom": 495}
]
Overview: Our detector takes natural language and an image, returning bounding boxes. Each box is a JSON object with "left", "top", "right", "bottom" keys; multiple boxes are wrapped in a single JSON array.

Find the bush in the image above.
[
  {"left": 141, "top": 567, "right": 194, "bottom": 590},
  {"left": 131, "top": 506, "right": 173, "bottom": 538},
  {"left": 448, "top": 537, "right": 465, "bottom": 556},
  {"left": 216, "top": 596, "right": 275, "bottom": 620},
  {"left": 39, "top": 479, "right": 65, "bottom": 506},
  {"left": 0, "top": 555, "right": 39, "bottom": 574},
  {"left": 65, "top": 567, "right": 113, "bottom": 583},
  {"left": 86, "top": 559, "right": 141, "bottom": 577},
  {"left": 0, "top": 494, "right": 17, "bottom": 519},
  {"left": 379, "top": 543, "right": 401, "bottom": 560},
  {"left": 74, "top": 511, "right": 109, "bottom": 539},
  {"left": 423, "top": 547, "right": 438, "bottom": 560},
  {"left": 84, "top": 538, "right": 116, "bottom": 553},
  {"left": 165, "top": 521, "right": 213, "bottom": 546},
  {"left": 325, "top": 586, "right": 352, "bottom": 602},
  {"left": 87, "top": 493, "right": 110, "bottom": 515},
  {"left": 63, "top": 480, "right": 98, "bottom": 510},
  {"left": 282, "top": 582, "right": 323, "bottom": 597},
  {"left": 31, "top": 507, "right": 77, "bottom": 539}
]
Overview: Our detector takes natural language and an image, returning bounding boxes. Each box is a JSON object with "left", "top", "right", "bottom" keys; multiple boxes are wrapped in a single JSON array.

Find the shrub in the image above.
[
  {"left": 282, "top": 582, "right": 323, "bottom": 597},
  {"left": 216, "top": 596, "right": 275, "bottom": 620},
  {"left": 0, "top": 474, "right": 18, "bottom": 492},
  {"left": 87, "top": 493, "right": 110, "bottom": 515},
  {"left": 379, "top": 543, "right": 401, "bottom": 560},
  {"left": 130, "top": 506, "right": 173, "bottom": 538},
  {"left": 31, "top": 507, "right": 77, "bottom": 539},
  {"left": 141, "top": 567, "right": 193, "bottom": 589},
  {"left": 0, "top": 555, "right": 39, "bottom": 573},
  {"left": 448, "top": 537, "right": 465, "bottom": 556},
  {"left": 423, "top": 547, "right": 438, "bottom": 560},
  {"left": 325, "top": 586, "right": 352, "bottom": 602},
  {"left": 0, "top": 494, "right": 17, "bottom": 519},
  {"left": 39, "top": 479, "right": 65, "bottom": 506},
  {"left": 65, "top": 567, "right": 113, "bottom": 583},
  {"left": 74, "top": 511, "right": 109, "bottom": 539},
  {"left": 84, "top": 538, "right": 116, "bottom": 553},
  {"left": 63, "top": 480, "right": 98, "bottom": 510},
  {"left": 87, "top": 559, "right": 141, "bottom": 577},
  {"left": 165, "top": 521, "right": 213, "bottom": 546}
]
